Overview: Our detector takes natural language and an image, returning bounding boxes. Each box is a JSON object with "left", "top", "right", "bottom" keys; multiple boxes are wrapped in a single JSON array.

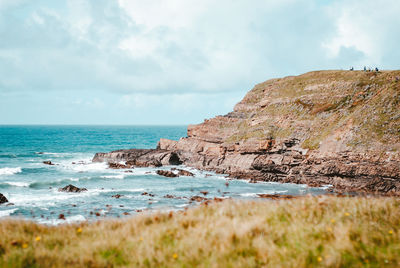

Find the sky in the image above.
[{"left": 0, "top": 0, "right": 399, "bottom": 125}]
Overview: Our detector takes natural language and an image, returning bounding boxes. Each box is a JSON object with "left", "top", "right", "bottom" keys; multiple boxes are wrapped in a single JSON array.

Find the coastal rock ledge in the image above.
[{"left": 93, "top": 71, "right": 400, "bottom": 194}]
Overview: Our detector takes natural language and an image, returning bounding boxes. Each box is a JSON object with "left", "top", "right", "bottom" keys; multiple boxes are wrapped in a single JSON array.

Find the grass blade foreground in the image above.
[{"left": 0, "top": 196, "right": 399, "bottom": 267}]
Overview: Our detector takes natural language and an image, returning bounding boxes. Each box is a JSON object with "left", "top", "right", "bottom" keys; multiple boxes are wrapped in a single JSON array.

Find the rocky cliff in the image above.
[{"left": 93, "top": 70, "right": 400, "bottom": 194}]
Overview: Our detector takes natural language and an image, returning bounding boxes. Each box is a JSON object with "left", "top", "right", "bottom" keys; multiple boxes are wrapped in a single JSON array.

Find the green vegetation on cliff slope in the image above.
[
  {"left": 1, "top": 196, "right": 400, "bottom": 267},
  {"left": 226, "top": 70, "right": 400, "bottom": 152}
]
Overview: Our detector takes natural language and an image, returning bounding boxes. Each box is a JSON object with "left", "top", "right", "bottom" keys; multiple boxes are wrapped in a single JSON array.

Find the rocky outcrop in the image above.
[
  {"left": 0, "top": 193, "right": 8, "bottom": 204},
  {"left": 93, "top": 149, "right": 181, "bottom": 167},
  {"left": 58, "top": 184, "right": 87, "bottom": 193},
  {"left": 92, "top": 70, "right": 400, "bottom": 194}
]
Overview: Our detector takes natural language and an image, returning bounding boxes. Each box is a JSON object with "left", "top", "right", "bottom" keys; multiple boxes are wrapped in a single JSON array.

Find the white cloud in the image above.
[
  {"left": 118, "top": 35, "right": 160, "bottom": 59},
  {"left": 323, "top": 0, "right": 400, "bottom": 66},
  {"left": 0, "top": 0, "right": 399, "bottom": 124},
  {"left": 117, "top": 0, "right": 209, "bottom": 30}
]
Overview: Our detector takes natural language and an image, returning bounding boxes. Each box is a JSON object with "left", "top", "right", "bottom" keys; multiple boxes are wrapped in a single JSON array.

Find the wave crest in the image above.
[{"left": 0, "top": 167, "right": 22, "bottom": 175}]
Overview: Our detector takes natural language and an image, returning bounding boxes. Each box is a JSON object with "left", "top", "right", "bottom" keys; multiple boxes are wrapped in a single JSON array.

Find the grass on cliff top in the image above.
[
  {"left": 227, "top": 70, "right": 400, "bottom": 150},
  {"left": 1, "top": 196, "right": 400, "bottom": 267}
]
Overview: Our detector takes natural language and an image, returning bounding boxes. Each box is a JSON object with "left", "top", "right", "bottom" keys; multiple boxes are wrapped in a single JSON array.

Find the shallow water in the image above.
[{"left": 0, "top": 126, "right": 328, "bottom": 224}]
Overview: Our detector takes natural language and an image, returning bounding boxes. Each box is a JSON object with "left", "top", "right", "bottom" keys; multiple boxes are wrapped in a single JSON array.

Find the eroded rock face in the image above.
[
  {"left": 0, "top": 193, "right": 8, "bottom": 204},
  {"left": 58, "top": 184, "right": 87, "bottom": 193},
  {"left": 92, "top": 71, "right": 400, "bottom": 194}
]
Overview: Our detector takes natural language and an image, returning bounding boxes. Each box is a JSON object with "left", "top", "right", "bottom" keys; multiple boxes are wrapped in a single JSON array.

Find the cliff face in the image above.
[{"left": 94, "top": 70, "right": 400, "bottom": 194}]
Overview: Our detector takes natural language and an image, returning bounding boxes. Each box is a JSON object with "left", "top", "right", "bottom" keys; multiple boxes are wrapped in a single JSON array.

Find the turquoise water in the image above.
[{"left": 0, "top": 125, "right": 327, "bottom": 224}]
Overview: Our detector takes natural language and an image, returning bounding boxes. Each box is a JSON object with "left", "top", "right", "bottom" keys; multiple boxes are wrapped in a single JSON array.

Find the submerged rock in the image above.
[
  {"left": 156, "top": 170, "right": 178, "bottom": 178},
  {"left": 58, "top": 184, "right": 87, "bottom": 193},
  {"left": 0, "top": 193, "right": 8, "bottom": 204}
]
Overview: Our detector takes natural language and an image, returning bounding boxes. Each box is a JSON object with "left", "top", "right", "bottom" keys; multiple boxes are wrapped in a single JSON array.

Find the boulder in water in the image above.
[
  {"left": 58, "top": 184, "right": 87, "bottom": 193},
  {"left": 0, "top": 193, "right": 8, "bottom": 204},
  {"left": 43, "top": 161, "right": 54, "bottom": 165},
  {"left": 156, "top": 170, "right": 178, "bottom": 178},
  {"left": 178, "top": 170, "right": 194, "bottom": 177}
]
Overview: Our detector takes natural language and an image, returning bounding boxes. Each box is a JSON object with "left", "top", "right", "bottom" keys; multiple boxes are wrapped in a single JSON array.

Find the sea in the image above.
[{"left": 0, "top": 125, "right": 328, "bottom": 224}]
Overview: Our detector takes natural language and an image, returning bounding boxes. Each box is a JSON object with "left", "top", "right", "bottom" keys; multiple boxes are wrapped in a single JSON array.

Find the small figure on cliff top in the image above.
[
  {"left": 363, "top": 66, "right": 367, "bottom": 72},
  {"left": 375, "top": 67, "right": 379, "bottom": 72},
  {"left": 350, "top": 67, "right": 354, "bottom": 71}
]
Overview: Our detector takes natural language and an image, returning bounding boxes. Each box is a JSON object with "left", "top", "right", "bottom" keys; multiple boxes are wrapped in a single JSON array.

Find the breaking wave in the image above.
[{"left": 0, "top": 167, "right": 22, "bottom": 175}]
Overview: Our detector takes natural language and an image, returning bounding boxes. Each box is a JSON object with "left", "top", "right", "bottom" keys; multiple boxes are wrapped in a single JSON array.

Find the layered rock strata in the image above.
[{"left": 93, "top": 71, "right": 400, "bottom": 194}]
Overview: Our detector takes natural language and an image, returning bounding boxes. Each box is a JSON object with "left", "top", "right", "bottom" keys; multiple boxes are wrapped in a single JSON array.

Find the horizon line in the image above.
[{"left": 0, "top": 124, "right": 190, "bottom": 127}]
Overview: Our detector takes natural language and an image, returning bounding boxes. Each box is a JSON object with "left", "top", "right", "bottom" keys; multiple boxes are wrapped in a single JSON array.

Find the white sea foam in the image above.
[
  {"left": 87, "top": 188, "right": 115, "bottom": 194},
  {"left": 66, "top": 214, "right": 86, "bottom": 223},
  {"left": 239, "top": 193, "right": 259, "bottom": 197},
  {"left": 11, "top": 194, "right": 79, "bottom": 205},
  {"left": 62, "top": 161, "right": 108, "bottom": 172},
  {"left": 175, "top": 204, "right": 189, "bottom": 208},
  {"left": 320, "top": 184, "right": 333, "bottom": 190},
  {"left": 0, "top": 208, "right": 17, "bottom": 218},
  {"left": 36, "top": 152, "right": 78, "bottom": 157},
  {"left": 124, "top": 188, "right": 145, "bottom": 192},
  {"left": 0, "top": 167, "right": 22, "bottom": 175},
  {"left": 240, "top": 190, "right": 288, "bottom": 197},
  {"left": 11, "top": 190, "right": 102, "bottom": 206},
  {"left": 38, "top": 214, "right": 86, "bottom": 225},
  {"left": 130, "top": 168, "right": 155, "bottom": 176},
  {"left": 101, "top": 174, "right": 125, "bottom": 179},
  {"left": 4, "top": 181, "right": 30, "bottom": 187}
]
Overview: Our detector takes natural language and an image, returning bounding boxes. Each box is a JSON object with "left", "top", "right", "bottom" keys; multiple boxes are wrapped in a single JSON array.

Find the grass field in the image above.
[{"left": 0, "top": 196, "right": 399, "bottom": 267}]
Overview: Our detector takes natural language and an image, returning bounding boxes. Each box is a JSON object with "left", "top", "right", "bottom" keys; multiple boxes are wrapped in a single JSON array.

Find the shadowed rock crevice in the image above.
[{"left": 168, "top": 152, "right": 182, "bottom": 165}]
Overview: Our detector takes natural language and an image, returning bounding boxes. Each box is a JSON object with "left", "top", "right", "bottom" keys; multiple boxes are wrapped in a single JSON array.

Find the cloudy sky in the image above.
[{"left": 0, "top": 0, "right": 399, "bottom": 125}]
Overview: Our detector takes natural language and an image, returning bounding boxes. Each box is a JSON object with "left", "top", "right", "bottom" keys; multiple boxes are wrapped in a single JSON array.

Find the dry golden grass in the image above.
[{"left": 0, "top": 196, "right": 399, "bottom": 267}]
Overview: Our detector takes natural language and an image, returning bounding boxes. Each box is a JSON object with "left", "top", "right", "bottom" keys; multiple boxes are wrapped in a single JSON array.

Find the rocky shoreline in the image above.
[
  {"left": 92, "top": 140, "right": 400, "bottom": 195},
  {"left": 93, "top": 71, "right": 400, "bottom": 195}
]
